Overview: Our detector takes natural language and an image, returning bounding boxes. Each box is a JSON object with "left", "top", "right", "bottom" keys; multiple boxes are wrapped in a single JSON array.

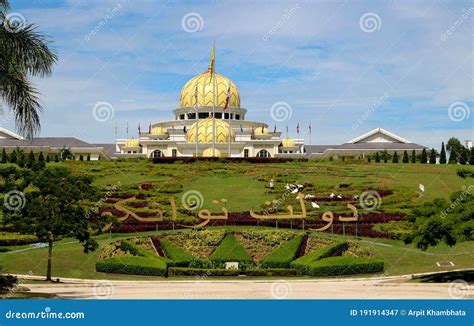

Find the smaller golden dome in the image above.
[
  {"left": 125, "top": 138, "right": 140, "bottom": 147},
  {"left": 254, "top": 126, "right": 269, "bottom": 135},
  {"left": 202, "top": 148, "right": 221, "bottom": 157},
  {"left": 281, "top": 138, "right": 296, "bottom": 148},
  {"left": 151, "top": 126, "right": 167, "bottom": 135}
]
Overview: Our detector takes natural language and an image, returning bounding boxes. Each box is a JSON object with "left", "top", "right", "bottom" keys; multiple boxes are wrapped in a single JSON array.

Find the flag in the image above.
[
  {"left": 183, "top": 125, "right": 187, "bottom": 133},
  {"left": 296, "top": 123, "right": 300, "bottom": 134},
  {"left": 126, "top": 122, "right": 129, "bottom": 135},
  {"left": 148, "top": 123, "right": 151, "bottom": 133},
  {"left": 240, "top": 125, "right": 243, "bottom": 132},
  {"left": 208, "top": 43, "right": 215, "bottom": 83},
  {"left": 286, "top": 125, "right": 288, "bottom": 133},
  {"left": 194, "top": 80, "right": 199, "bottom": 111},
  {"left": 261, "top": 125, "right": 264, "bottom": 133},
  {"left": 114, "top": 122, "right": 118, "bottom": 137},
  {"left": 138, "top": 124, "right": 141, "bottom": 134},
  {"left": 309, "top": 123, "right": 312, "bottom": 134},
  {"left": 273, "top": 125, "right": 276, "bottom": 133},
  {"left": 223, "top": 84, "right": 231, "bottom": 112}
]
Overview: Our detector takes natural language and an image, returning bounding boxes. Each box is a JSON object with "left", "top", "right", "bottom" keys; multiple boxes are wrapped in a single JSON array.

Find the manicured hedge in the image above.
[
  {"left": 306, "top": 256, "right": 384, "bottom": 277},
  {"left": 260, "top": 236, "right": 303, "bottom": 268},
  {"left": 160, "top": 240, "right": 195, "bottom": 267},
  {"left": 290, "top": 242, "right": 349, "bottom": 273},
  {"left": 208, "top": 234, "right": 253, "bottom": 265},
  {"left": 0, "top": 233, "right": 38, "bottom": 246},
  {"left": 245, "top": 268, "right": 299, "bottom": 277},
  {"left": 96, "top": 256, "right": 168, "bottom": 276},
  {"left": 120, "top": 240, "right": 152, "bottom": 257},
  {"left": 168, "top": 267, "right": 239, "bottom": 277}
]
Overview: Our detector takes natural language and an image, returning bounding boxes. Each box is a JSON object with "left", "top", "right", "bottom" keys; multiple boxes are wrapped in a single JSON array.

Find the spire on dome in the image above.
[{"left": 208, "top": 41, "right": 215, "bottom": 78}]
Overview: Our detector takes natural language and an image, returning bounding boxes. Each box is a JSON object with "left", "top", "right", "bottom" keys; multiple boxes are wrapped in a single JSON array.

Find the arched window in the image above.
[
  {"left": 151, "top": 150, "right": 164, "bottom": 158},
  {"left": 256, "top": 150, "right": 270, "bottom": 158}
]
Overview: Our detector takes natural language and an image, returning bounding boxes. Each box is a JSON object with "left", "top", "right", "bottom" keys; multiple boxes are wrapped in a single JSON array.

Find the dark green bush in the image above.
[
  {"left": 96, "top": 256, "right": 168, "bottom": 276},
  {"left": 260, "top": 236, "right": 303, "bottom": 268},
  {"left": 245, "top": 268, "right": 299, "bottom": 277},
  {"left": 168, "top": 267, "right": 239, "bottom": 277},
  {"left": 0, "top": 233, "right": 38, "bottom": 246},
  {"left": 290, "top": 242, "right": 349, "bottom": 273},
  {"left": 120, "top": 240, "right": 153, "bottom": 257},
  {"left": 306, "top": 256, "right": 384, "bottom": 277},
  {"left": 160, "top": 240, "right": 195, "bottom": 267},
  {"left": 0, "top": 274, "right": 17, "bottom": 291},
  {"left": 209, "top": 234, "right": 253, "bottom": 266}
]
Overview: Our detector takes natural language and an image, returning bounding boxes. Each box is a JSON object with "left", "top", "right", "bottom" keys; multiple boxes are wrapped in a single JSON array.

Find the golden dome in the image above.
[
  {"left": 281, "top": 138, "right": 296, "bottom": 148},
  {"left": 150, "top": 126, "right": 167, "bottom": 135},
  {"left": 186, "top": 117, "right": 235, "bottom": 143},
  {"left": 254, "top": 126, "right": 269, "bottom": 135},
  {"left": 202, "top": 148, "right": 221, "bottom": 158},
  {"left": 125, "top": 138, "right": 140, "bottom": 147},
  {"left": 179, "top": 71, "right": 240, "bottom": 108}
]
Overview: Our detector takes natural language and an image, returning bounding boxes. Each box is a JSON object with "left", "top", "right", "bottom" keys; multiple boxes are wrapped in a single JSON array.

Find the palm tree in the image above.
[{"left": 0, "top": 0, "right": 57, "bottom": 138}]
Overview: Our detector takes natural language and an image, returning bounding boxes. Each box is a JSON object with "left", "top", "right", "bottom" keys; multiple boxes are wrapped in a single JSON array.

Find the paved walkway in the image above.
[{"left": 17, "top": 274, "right": 473, "bottom": 299}]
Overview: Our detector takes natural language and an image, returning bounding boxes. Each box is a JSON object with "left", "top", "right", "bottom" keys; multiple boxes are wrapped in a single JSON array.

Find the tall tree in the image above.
[
  {"left": 447, "top": 137, "right": 463, "bottom": 164},
  {"left": 459, "top": 148, "right": 469, "bottom": 165},
  {"left": 411, "top": 149, "right": 416, "bottom": 163},
  {"left": 383, "top": 150, "right": 388, "bottom": 163},
  {"left": 14, "top": 167, "right": 99, "bottom": 281},
  {"left": 375, "top": 152, "right": 380, "bottom": 163},
  {"left": 402, "top": 150, "right": 409, "bottom": 163},
  {"left": 16, "top": 149, "right": 25, "bottom": 168},
  {"left": 469, "top": 148, "right": 474, "bottom": 165},
  {"left": 392, "top": 151, "right": 399, "bottom": 163},
  {"left": 36, "top": 151, "right": 45, "bottom": 169},
  {"left": 26, "top": 150, "right": 35, "bottom": 168},
  {"left": 0, "top": 0, "right": 58, "bottom": 138},
  {"left": 0, "top": 148, "right": 6, "bottom": 163},
  {"left": 420, "top": 148, "right": 427, "bottom": 164},
  {"left": 429, "top": 148, "right": 436, "bottom": 164},
  {"left": 439, "top": 142, "right": 447, "bottom": 164}
]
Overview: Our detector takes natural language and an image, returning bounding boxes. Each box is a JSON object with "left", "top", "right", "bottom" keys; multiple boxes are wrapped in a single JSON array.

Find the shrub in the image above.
[
  {"left": 245, "top": 268, "right": 299, "bottom": 277},
  {"left": 306, "top": 256, "right": 384, "bottom": 277},
  {"left": 260, "top": 236, "right": 303, "bottom": 268},
  {"left": 168, "top": 267, "right": 239, "bottom": 277},
  {"left": 208, "top": 234, "right": 253, "bottom": 266},
  {"left": 0, "top": 233, "right": 38, "bottom": 246},
  {"left": 120, "top": 239, "right": 154, "bottom": 257},
  {"left": 96, "top": 256, "right": 168, "bottom": 276},
  {"left": 0, "top": 274, "right": 17, "bottom": 291},
  {"left": 160, "top": 240, "right": 195, "bottom": 267},
  {"left": 291, "top": 242, "right": 349, "bottom": 273}
]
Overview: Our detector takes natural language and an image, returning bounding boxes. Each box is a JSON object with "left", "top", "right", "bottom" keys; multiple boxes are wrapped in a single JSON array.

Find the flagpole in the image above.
[
  {"left": 226, "top": 79, "right": 231, "bottom": 158},
  {"left": 212, "top": 40, "right": 216, "bottom": 157},
  {"left": 195, "top": 78, "right": 199, "bottom": 157}
]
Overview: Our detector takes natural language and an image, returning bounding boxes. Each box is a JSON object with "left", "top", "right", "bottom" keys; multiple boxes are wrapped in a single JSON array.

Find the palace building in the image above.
[
  {"left": 0, "top": 47, "right": 426, "bottom": 161},
  {"left": 115, "top": 47, "right": 304, "bottom": 159}
]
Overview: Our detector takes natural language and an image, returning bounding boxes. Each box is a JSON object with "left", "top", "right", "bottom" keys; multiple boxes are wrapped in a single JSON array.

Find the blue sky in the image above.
[{"left": 2, "top": 0, "right": 473, "bottom": 148}]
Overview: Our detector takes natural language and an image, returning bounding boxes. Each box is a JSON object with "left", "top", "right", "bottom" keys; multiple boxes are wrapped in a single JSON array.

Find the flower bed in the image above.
[
  {"left": 291, "top": 242, "right": 349, "bottom": 273},
  {"left": 160, "top": 240, "right": 195, "bottom": 267},
  {"left": 160, "top": 230, "right": 225, "bottom": 259}
]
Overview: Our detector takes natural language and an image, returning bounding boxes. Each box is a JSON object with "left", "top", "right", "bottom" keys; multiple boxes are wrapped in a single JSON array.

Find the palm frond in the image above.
[
  {"left": 0, "top": 24, "right": 58, "bottom": 77},
  {"left": 0, "top": 66, "right": 42, "bottom": 138}
]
